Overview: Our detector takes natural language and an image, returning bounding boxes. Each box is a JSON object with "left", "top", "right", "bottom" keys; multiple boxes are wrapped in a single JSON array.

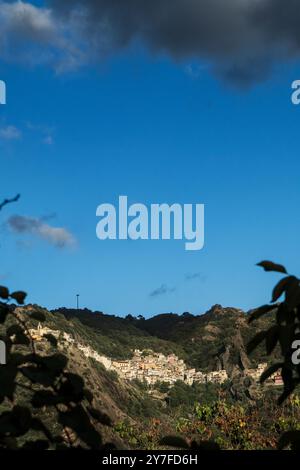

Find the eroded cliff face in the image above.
[{"left": 222, "top": 328, "right": 251, "bottom": 372}]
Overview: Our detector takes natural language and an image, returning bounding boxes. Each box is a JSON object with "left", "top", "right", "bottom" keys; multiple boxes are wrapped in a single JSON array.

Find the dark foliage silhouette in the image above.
[{"left": 248, "top": 260, "right": 300, "bottom": 450}]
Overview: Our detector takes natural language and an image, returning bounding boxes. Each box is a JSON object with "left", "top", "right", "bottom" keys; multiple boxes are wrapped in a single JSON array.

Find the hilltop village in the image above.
[
  {"left": 29, "top": 323, "right": 283, "bottom": 387},
  {"left": 109, "top": 349, "right": 228, "bottom": 385}
]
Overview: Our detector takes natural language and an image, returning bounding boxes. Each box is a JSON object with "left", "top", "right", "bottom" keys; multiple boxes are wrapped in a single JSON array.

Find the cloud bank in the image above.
[
  {"left": 7, "top": 214, "right": 76, "bottom": 248},
  {"left": 1, "top": 1, "right": 300, "bottom": 84}
]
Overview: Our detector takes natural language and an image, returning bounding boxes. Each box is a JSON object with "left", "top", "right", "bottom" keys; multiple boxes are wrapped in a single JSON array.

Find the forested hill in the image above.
[{"left": 52, "top": 304, "right": 279, "bottom": 373}]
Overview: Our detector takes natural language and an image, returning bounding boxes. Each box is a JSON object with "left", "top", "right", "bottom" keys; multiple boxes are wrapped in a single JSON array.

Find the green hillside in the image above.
[
  {"left": 0, "top": 301, "right": 289, "bottom": 450},
  {"left": 53, "top": 303, "right": 280, "bottom": 372}
]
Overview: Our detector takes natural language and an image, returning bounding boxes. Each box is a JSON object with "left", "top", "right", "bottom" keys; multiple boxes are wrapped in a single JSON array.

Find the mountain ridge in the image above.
[{"left": 50, "top": 303, "right": 278, "bottom": 373}]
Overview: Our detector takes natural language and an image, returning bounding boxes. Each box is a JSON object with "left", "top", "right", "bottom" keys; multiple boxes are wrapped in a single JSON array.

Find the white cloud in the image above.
[
  {"left": 0, "top": 125, "right": 22, "bottom": 140},
  {"left": 7, "top": 214, "right": 76, "bottom": 248},
  {"left": 0, "top": 1, "right": 85, "bottom": 71}
]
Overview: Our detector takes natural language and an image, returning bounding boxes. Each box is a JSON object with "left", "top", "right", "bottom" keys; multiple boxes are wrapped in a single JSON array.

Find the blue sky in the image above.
[{"left": 1, "top": 2, "right": 300, "bottom": 317}]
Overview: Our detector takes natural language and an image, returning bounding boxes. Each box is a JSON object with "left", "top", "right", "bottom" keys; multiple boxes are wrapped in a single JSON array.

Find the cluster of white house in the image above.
[
  {"left": 28, "top": 323, "right": 283, "bottom": 387},
  {"left": 110, "top": 349, "right": 228, "bottom": 385}
]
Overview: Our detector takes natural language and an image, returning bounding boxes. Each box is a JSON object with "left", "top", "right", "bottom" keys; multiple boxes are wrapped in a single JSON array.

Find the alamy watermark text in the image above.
[
  {"left": 96, "top": 196, "right": 204, "bottom": 251},
  {"left": 0, "top": 340, "right": 6, "bottom": 365},
  {"left": 0, "top": 80, "right": 6, "bottom": 105}
]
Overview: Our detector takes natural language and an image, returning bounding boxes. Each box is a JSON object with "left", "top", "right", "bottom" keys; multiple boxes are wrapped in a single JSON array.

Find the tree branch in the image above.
[{"left": 0, "top": 194, "right": 20, "bottom": 212}]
